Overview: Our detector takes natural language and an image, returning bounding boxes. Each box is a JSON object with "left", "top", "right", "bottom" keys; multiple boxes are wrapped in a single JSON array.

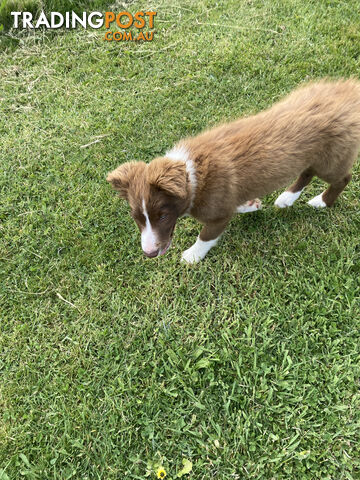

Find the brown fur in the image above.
[{"left": 108, "top": 79, "right": 360, "bottom": 257}]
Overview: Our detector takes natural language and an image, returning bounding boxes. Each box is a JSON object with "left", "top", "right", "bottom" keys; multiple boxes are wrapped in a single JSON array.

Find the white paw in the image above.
[
  {"left": 236, "top": 198, "right": 262, "bottom": 213},
  {"left": 274, "top": 190, "right": 302, "bottom": 208},
  {"left": 308, "top": 193, "right": 327, "bottom": 208},
  {"left": 181, "top": 246, "right": 203, "bottom": 264},
  {"left": 181, "top": 236, "right": 219, "bottom": 264}
]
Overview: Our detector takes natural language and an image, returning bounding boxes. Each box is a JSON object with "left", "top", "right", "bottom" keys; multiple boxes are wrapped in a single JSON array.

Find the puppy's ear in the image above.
[
  {"left": 147, "top": 158, "right": 187, "bottom": 199},
  {"left": 106, "top": 161, "right": 145, "bottom": 199}
]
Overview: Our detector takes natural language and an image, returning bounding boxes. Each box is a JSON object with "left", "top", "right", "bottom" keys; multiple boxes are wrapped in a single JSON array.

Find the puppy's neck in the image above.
[{"left": 165, "top": 144, "right": 197, "bottom": 212}]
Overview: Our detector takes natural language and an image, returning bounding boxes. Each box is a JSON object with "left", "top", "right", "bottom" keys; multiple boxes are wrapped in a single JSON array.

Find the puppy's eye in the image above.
[{"left": 159, "top": 214, "right": 168, "bottom": 222}]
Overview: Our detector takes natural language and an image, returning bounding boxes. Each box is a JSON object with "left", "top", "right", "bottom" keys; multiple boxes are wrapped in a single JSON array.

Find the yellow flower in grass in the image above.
[{"left": 157, "top": 467, "right": 166, "bottom": 478}]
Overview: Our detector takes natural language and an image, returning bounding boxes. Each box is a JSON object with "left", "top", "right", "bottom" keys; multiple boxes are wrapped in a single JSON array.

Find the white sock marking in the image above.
[
  {"left": 141, "top": 199, "right": 159, "bottom": 254},
  {"left": 166, "top": 144, "right": 197, "bottom": 208},
  {"left": 237, "top": 199, "right": 262, "bottom": 213},
  {"left": 274, "top": 189, "right": 303, "bottom": 208},
  {"left": 181, "top": 236, "right": 220, "bottom": 264},
  {"left": 308, "top": 192, "right": 327, "bottom": 208}
]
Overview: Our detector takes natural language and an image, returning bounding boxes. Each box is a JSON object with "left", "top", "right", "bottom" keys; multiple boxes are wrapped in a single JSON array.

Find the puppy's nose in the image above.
[{"left": 144, "top": 249, "right": 159, "bottom": 258}]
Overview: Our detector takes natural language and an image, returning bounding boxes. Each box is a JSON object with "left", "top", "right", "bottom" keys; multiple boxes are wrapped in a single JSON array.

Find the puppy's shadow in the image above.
[{"left": 227, "top": 202, "right": 356, "bottom": 244}]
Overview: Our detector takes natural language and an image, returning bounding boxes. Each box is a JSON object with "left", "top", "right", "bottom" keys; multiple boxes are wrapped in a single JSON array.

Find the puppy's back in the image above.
[
  {"left": 269, "top": 79, "right": 360, "bottom": 139},
  {"left": 185, "top": 79, "right": 360, "bottom": 203}
]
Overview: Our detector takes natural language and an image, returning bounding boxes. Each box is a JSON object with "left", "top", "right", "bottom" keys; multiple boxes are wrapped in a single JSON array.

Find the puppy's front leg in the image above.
[{"left": 181, "top": 218, "right": 230, "bottom": 264}]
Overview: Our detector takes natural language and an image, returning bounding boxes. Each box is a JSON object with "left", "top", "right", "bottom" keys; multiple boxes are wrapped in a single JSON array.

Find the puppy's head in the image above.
[{"left": 107, "top": 157, "right": 189, "bottom": 257}]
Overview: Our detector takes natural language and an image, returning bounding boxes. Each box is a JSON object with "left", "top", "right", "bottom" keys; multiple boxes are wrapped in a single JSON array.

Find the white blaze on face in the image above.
[{"left": 141, "top": 199, "right": 159, "bottom": 255}]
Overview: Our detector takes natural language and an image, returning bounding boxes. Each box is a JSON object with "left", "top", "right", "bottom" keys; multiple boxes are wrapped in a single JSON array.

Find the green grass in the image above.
[{"left": 1, "top": 0, "right": 360, "bottom": 478}]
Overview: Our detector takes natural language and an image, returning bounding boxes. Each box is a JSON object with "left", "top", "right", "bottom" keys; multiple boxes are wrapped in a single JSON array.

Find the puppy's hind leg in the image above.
[
  {"left": 275, "top": 168, "right": 314, "bottom": 208},
  {"left": 308, "top": 173, "right": 352, "bottom": 208}
]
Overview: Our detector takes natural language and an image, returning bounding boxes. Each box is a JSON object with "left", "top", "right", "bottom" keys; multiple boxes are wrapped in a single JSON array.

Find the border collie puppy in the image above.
[{"left": 107, "top": 79, "right": 360, "bottom": 263}]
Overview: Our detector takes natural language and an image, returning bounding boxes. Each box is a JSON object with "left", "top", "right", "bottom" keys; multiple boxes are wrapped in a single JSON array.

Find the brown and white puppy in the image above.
[{"left": 107, "top": 79, "right": 360, "bottom": 263}]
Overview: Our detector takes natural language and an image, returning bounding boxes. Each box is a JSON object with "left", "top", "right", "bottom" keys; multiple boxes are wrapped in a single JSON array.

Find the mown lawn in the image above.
[{"left": 1, "top": 0, "right": 360, "bottom": 478}]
